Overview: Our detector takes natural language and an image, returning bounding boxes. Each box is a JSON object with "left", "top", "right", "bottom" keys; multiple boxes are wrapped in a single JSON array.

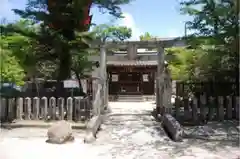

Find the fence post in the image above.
[
  {"left": 183, "top": 97, "right": 190, "bottom": 121},
  {"left": 226, "top": 96, "right": 232, "bottom": 119},
  {"left": 8, "top": 98, "right": 16, "bottom": 121},
  {"left": 83, "top": 98, "right": 88, "bottom": 120},
  {"left": 86, "top": 97, "right": 92, "bottom": 119},
  {"left": 217, "top": 96, "right": 224, "bottom": 121},
  {"left": 0, "top": 98, "right": 7, "bottom": 121},
  {"left": 80, "top": 98, "right": 86, "bottom": 120},
  {"left": 41, "top": 97, "right": 48, "bottom": 120},
  {"left": 49, "top": 97, "right": 56, "bottom": 120},
  {"left": 235, "top": 96, "right": 239, "bottom": 120},
  {"left": 16, "top": 97, "right": 23, "bottom": 120},
  {"left": 57, "top": 97, "right": 64, "bottom": 120},
  {"left": 175, "top": 97, "right": 181, "bottom": 120},
  {"left": 33, "top": 97, "right": 40, "bottom": 120},
  {"left": 164, "top": 74, "right": 172, "bottom": 114},
  {"left": 208, "top": 96, "right": 215, "bottom": 121},
  {"left": 25, "top": 97, "right": 32, "bottom": 120},
  {"left": 200, "top": 94, "right": 207, "bottom": 120},
  {"left": 74, "top": 97, "right": 80, "bottom": 121},
  {"left": 192, "top": 97, "right": 198, "bottom": 123},
  {"left": 67, "top": 97, "right": 73, "bottom": 121}
]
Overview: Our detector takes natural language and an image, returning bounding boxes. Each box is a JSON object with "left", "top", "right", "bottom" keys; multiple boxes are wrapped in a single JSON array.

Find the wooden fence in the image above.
[
  {"left": 176, "top": 81, "right": 239, "bottom": 97},
  {"left": 0, "top": 96, "right": 92, "bottom": 123},
  {"left": 173, "top": 95, "right": 239, "bottom": 125}
]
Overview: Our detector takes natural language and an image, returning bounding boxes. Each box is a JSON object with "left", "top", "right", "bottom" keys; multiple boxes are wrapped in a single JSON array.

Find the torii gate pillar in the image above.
[
  {"left": 99, "top": 44, "right": 108, "bottom": 112},
  {"left": 156, "top": 46, "right": 165, "bottom": 114}
]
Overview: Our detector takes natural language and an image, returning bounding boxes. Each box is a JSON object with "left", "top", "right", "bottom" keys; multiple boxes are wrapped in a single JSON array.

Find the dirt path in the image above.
[
  {"left": 0, "top": 101, "right": 239, "bottom": 159},
  {"left": 92, "top": 102, "right": 240, "bottom": 159}
]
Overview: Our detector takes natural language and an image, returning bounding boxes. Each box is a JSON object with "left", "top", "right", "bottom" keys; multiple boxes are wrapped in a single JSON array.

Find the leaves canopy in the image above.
[
  {"left": 180, "top": 0, "right": 239, "bottom": 82},
  {"left": 4, "top": 0, "right": 133, "bottom": 81},
  {"left": 92, "top": 24, "right": 132, "bottom": 42}
]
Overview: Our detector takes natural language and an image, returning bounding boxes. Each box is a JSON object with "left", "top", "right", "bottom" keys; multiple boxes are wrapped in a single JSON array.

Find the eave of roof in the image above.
[{"left": 107, "top": 60, "right": 158, "bottom": 66}]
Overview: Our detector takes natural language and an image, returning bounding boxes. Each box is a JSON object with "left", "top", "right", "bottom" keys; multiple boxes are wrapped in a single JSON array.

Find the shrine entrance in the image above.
[
  {"left": 107, "top": 63, "right": 157, "bottom": 95},
  {"left": 118, "top": 72, "right": 142, "bottom": 94}
]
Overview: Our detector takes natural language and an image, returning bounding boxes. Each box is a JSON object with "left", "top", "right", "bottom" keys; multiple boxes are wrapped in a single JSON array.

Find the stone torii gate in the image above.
[{"left": 92, "top": 38, "right": 186, "bottom": 114}]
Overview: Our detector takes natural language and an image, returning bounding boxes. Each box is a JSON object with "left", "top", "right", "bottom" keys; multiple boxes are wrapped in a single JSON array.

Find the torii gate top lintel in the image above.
[{"left": 92, "top": 37, "right": 186, "bottom": 49}]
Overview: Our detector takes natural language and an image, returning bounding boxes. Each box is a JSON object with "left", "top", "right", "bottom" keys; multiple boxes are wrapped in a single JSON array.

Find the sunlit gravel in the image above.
[{"left": 0, "top": 102, "right": 239, "bottom": 159}]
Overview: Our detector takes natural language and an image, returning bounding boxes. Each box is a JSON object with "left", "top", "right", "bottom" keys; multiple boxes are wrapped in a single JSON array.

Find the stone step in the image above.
[
  {"left": 109, "top": 95, "right": 156, "bottom": 102},
  {"left": 117, "top": 95, "right": 144, "bottom": 102}
]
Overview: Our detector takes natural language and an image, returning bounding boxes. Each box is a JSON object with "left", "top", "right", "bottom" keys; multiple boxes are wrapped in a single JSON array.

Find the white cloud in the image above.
[{"left": 117, "top": 12, "right": 142, "bottom": 41}]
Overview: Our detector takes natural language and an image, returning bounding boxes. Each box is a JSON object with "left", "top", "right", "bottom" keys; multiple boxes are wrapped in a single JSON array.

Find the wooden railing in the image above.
[
  {"left": 0, "top": 96, "right": 92, "bottom": 123},
  {"left": 173, "top": 95, "right": 239, "bottom": 124}
]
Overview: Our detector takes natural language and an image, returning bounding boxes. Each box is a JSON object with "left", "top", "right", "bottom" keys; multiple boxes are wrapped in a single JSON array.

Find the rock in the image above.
[
  {"left": 83, "top": 133, "right": 96, "bottom": 143},
  {"left": 162, "top": 113, "right": 184, "bottom": 142},
  {"left": 104, "top": 106, "right": 112, "bottom": 114},
  {"left": 46, "top": 120, "right": 74, "bottom": 144},
  {"left": 83, "top": 115, "right": 103, "bottom": 143}
]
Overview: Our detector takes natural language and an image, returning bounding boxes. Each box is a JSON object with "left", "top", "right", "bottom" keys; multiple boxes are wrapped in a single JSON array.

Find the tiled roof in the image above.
[{"left": 107, "top": 60, "right": 158, "bottom": 66}]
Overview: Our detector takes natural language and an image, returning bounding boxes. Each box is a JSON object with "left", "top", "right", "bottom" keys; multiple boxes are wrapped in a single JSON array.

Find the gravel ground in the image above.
[{"left": 0, "top": 102, "right": 240, "bottom": 159}]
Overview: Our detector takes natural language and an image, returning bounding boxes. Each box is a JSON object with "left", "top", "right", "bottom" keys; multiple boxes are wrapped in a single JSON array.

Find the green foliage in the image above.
[
  {"left": 9, "top": 0, "right": 133, "bottom": 80},
  {"left": 180, "top": 0, "right": 238, "bottom": 83},
  {"left": 1, "top": 20, "right": 37, "bottom": 72},
  {"left": 94, "top": 0, "right": 134, "bottom": 18},
  {"left": 92, "top": 24, "right": 132, "bottom": 42},
  {"left": 139, "top": 32, "right": 157, "bottom": 41},
  {"left": 166, "top": 47, "right": 197, "bottom": 81},
  {"left": 0, "top": 46, "right": 25, "bottom": 85}
]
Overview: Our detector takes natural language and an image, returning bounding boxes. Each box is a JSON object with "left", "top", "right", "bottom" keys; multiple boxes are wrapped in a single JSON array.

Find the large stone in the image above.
[
  {"left": 46, "top": 120, "right": 74, "bottom": 144},
  {"left": 162, "top": 113, "right": 184, "bottom": 142},
  {"left": 84, "top": 115, "right": 103, "bottom": 143}
]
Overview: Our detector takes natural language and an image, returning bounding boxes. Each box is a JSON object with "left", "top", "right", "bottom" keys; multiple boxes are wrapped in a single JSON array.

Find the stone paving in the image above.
[{"left": 0, "top": 101, "right": 240, "bottom": 159}]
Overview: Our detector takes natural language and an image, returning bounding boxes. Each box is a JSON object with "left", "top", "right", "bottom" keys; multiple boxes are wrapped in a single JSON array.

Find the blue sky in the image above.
[{"left": 1, "top": 0, "right": 192, "bottom": 40}]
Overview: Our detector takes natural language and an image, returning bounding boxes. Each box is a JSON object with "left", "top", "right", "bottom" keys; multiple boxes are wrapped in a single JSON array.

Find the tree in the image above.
[
  {"left": 0, "top": 43, "right": 25, "bottom": 85},
  {"left": 92, "top": 24, "right": 132, "bottom": 42},
  {"left": 178, "top": 0, "right": 239, "bottom": 96},
  {"left": 1, "top": 19, "right": 59, "bottom": 80},
  {"left": 10, "top": 0, "right": 133, "bottom": 81},
  {"left": 139, "top": 32, "right": 157, "bottom": 41},
  {"left": 180, "top": 0, "right": 239, "bottom": 83},
  {"left": 1, "top": 20, "right": 39, "bottom": 78},
  {"left": 166, "top": 47, "right": 197, "bottom": 81}
]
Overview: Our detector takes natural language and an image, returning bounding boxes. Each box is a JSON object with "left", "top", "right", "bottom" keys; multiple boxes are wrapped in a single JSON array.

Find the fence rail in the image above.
[
  {"left": 173, "top": 95, "right": 239, "bottom": 124},
  {"left": 0, "top": 96, "right": 92, "bottom": 123}
]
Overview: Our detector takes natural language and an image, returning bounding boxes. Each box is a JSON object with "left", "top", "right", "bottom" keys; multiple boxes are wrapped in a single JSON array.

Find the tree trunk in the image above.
[
  {"left": 71, "top": 69, "right": 87, "bottom": 96},
  {"left": 75, "top": 71, "right": 84, "bottom": 94},
  {"left": 58, "top": 51, "right": 71, "bottom": 80}
]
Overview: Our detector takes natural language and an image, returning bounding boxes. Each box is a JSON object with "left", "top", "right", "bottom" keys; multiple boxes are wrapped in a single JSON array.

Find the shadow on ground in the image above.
[{"left": 97, "top": 108, "right": 240, "bottom": 158}]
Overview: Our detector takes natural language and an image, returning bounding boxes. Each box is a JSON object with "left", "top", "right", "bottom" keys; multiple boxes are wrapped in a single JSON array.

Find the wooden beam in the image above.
[{"left": 91, "top": 37, "right": 186, "bottom": 49}]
